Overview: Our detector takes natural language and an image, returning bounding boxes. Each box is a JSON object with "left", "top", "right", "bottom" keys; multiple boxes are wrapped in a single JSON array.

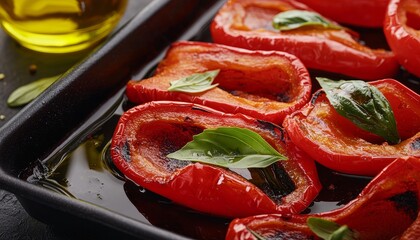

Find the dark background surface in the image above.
[{"left": 0, "top": 1, "right": 153, "bottom": 239}]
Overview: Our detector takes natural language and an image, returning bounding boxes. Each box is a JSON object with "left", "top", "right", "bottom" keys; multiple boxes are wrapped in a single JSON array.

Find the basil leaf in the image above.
[
  {"left": 317, "top": 77, "right": 400, "bottom": 145},
  {"left": 307, "top": 217, "right": 358, "bottom": 240},
  {"left": 7, "top": 75, "right": 60, "bottom": 107},
  {"left": 167, "top": 127, "right": 287, "bottom": 168},
  {"left": 273, "top": 10, "right": 341, "bottom": 31},
  {"left": 168, "top": 69, "right": 219, "bottom": 93}
]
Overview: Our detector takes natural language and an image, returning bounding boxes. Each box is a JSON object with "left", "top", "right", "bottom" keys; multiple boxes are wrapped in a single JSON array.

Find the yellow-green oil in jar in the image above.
[{"left": 0, "top": 0, "right": 127, "bottom": 53}]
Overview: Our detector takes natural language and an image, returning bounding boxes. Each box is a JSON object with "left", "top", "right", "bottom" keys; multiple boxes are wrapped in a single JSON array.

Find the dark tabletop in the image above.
[{"left": 0, "top": 1, "right": 153, "bottom": 239}]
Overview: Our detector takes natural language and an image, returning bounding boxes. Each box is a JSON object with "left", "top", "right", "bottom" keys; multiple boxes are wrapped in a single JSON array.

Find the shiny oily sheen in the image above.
[{"left": 0, "top": 0, "right": 127, "bottom": 53}]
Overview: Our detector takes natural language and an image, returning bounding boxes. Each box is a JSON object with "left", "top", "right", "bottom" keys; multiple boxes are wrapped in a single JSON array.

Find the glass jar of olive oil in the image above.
[{"left": 0, "top": 0, "right": 127, "bottom": 53}]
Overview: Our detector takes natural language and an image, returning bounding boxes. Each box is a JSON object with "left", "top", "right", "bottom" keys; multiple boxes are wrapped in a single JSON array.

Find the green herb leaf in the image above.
[
  {"left": 307, "top": 217, "right": 358, "bottom": 240},
  {"left": 167, "top": 127, "right": 287, "bottom": 168},
  {"left": 317, "top": 77, "right": 400, "bottom": 145},
  {"left": 168, "top": 69, "right": 219, "bottom": 93},
  {"left": 273, "top": 10, "right": 341, "bottom": 31},
  {"left": 7, "top": 75, "right": 60, "bottom": 107}
]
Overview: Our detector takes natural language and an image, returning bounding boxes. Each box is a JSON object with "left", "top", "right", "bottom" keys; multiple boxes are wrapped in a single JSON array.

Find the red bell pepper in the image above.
[
  {"left": 283, "top": 78, "right": 420, "bottom": 176},
  {"left": 123, "top": 181, "right": 230, "bottom": 240},
  {"left": 126, "top": 41, "right": 312, "bottom": 125},
  {"left": 210, "top": 0, "right": 399, "bottom": 80},
  {"left": 226, "top": 156, "right": 420, "bottom": 240},
  {"left": 111, "top": 101, "right": 321, "bottom": 218},
  {"left": 384, "top": 0, "right": 420, "bottom": 78},
  {"left": 296, "top": 0, "right": 389, "bottom": 28}
]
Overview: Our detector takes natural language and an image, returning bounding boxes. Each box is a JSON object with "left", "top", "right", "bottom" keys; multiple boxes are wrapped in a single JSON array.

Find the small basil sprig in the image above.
[
  {"left": 7, "top": 75, "right": 60, "bottom": 107},
  {"left": 273, "top": 10, "right": 341, "bottom": 31},
  {"left": 167, "top": 127, "right": 287, "bottom": 168},
  {"left": 168, "top": 69, "right": 219, "bottom": 93},
  {"left": 317, "top": 77, "right": 400, "bottom": 144},
  {"left": 307, "top": 217, "right": 358, "bottom": 240}
]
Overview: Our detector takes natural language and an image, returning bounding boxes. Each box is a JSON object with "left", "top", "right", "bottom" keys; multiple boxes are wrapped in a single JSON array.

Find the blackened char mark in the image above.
[
  {"left": 191, "top": 105, "right": 211, "bottom": 113},
  {"left": 257, "top": 119, "right": 285, "bottom": 142},
  {"left": 121, "top": 141, "right": 131, "bottom": 163},
  {"left": 411, "top": 137, "right": 420, "bottom": 151},
  {"left": 248, "top": 164, "right": 296, "bottom": 205},
  {"left": 265, "top": 230, "right": 315, "bottom": 240},
  {"left": 389, "top": 190, "right": 418, "bottom": 220},
  {"left": 310, "top": 90, "right": 324, "bottom": 105}
]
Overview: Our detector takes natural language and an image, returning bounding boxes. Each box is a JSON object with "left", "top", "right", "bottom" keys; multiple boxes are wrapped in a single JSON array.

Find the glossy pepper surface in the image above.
[
  {"left": 226, "top": 156, "right": 420, "bottom": 240},
  {"left": 384, "top": 0, "right": 420, "bottom": 78},
  {"left": 111, "top": 101, "right": 321, "bottom": 218},
  {"left": 126, "top": 41, "right": 311, "bottom": 125},
  {"left": 283, "top": 79, "right": 420, "bottom": 176},
  {"left": 297, "top": 0, "right": 389, "bottom": 27},
  {"left": 210, "top": 0, "right": 398, "bottom": 80}
]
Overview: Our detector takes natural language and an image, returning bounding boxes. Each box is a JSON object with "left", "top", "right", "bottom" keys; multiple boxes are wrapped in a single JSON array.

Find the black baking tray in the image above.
[{"left": 0, "top": 0, "right": 227, "bottom": 239}]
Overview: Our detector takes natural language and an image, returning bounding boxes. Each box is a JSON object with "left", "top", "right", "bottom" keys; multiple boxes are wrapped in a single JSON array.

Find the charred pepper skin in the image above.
[
  {"left": 111, "top": 101, "right": 321, "bottom": 218},
  {"left": 384, "top": 0, "right": 420, "bottom": 78},
  {"left": 210, "top": 0, "right": 399, "bottom": 80},
  {"left": 283, "top": 79, "right": 420, "bottom": 176},
  {"left": 126, "top": 41, "right": 312, "bottom": 125},
  {"left": 226, "top": 156, "right": 420, "bottom": 240}
]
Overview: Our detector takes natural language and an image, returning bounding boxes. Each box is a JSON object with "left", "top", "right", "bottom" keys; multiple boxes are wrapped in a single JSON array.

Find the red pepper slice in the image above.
[
  {"left": 210, "top": 0, "right": 399, "bottom": 80},
  {"left": 283, "top": 79, "right": 420, "bottom": 176},
  {"left": 226, "top": 156, "right": 420, "bottom": 240},
  {"left": 126, "top": 41, "right": 311, "bottom": 125},
  {"left": 111, "top": 101, "right": 321, "bottom": 218},
  {"left": 384, "top": 0, "right": 420, "bottom": 78},
  {"left": 297, "top": 0, "right": 389, "bottom": 28}
]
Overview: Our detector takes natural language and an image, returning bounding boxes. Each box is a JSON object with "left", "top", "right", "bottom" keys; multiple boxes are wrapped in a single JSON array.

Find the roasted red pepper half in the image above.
[
  {"left": 283, "top": 79, "right": 420, "bottom": 176},
  {"left": 111, "top": 101, "right": 321, "bottom": 218},
  {"left": 210, "top": 0, "right": 398, "bottom": 80},
  {"left": 126, "top": 41, "right": 311, "bottom": 125},
  {"left": 226, "top": 156, "right": 420, "bottom": 240},
  {"left": 384, "top": 0, "right": 420, "bottom": 78},
  {"left": 297, "top": 0, "right": 389, "bottom": 28}
]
